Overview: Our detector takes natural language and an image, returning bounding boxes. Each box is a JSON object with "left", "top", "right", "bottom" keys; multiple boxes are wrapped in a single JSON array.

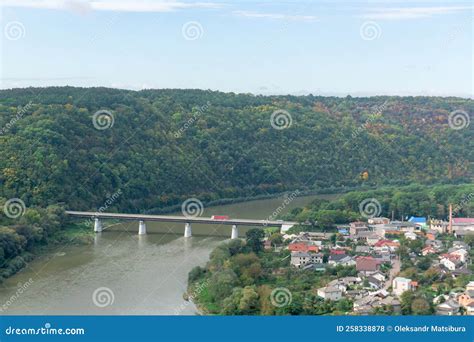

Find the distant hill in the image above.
[{"left": 0, "top": 87, "right": 472, "bottom": 212}]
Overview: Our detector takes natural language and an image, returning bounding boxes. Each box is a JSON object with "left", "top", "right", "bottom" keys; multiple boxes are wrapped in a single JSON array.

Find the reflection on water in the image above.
[{"left": 0, "top": 194, "right": 330, "bottom": 315}]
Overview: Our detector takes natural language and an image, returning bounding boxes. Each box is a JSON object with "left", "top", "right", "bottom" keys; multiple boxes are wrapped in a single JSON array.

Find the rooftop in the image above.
[
  {"left": 452, "top": 218, "right": 474, "bottom": 224},
  {"left": 408, "top": 216, "right": 427, "bottom": 224},
  {"left": 329, "top": 254, "right": 348, "bottom": 262},
  {"left": 320, "top": 286, "right": 341, "bottom": 293},
  {"left": 393, "top": 277, "right": 411, "bottom": 282},
  {"left": 291, "top": 251, "right": 323, "bottom": 258}
]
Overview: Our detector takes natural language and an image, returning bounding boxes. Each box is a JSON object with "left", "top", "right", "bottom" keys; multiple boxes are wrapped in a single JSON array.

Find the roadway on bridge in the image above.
[{"left": 65, "top": 211, "right": 298, "bottom": 227}]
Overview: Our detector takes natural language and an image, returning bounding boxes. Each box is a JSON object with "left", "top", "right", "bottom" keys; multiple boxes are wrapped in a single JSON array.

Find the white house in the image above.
[
  {"left": 440, "top": 257, "right": 461, "bottom": 271},
  {"left": 368, "top": 217, "right": 390, "bottom": 225},
  {"left": 371, "top": 271, "right": 386, "bottom": 283},
  {"left": 392, "top": 277, "right": 412, "bottom": 297},
  {"left": 317, "top": 286, "right": 342, "bottom": 301}
]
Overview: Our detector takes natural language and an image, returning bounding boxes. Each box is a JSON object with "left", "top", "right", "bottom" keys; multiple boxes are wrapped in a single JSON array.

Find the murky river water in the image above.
[{"left": 0, "top": 194, "right": 334, "bottom": 315}]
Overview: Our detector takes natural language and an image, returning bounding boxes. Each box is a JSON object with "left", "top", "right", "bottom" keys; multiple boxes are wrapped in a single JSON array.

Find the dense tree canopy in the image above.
[
  {"left": 0, "top": 87, "right": 472, "bottom": 214},
  {"left": 0, "top": 201, "right": 69, "bottom": 282}
]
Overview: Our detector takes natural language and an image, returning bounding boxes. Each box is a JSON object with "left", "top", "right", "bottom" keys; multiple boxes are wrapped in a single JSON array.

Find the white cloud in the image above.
[
  {"left": 362, "top": 6, "right": 473, "bottom": 20},
  {"left": 0, "top": 0, "right": 221, "bottom": 13},
  {"left": 233, "top": 10, "right": 317, "bottom": 22}
]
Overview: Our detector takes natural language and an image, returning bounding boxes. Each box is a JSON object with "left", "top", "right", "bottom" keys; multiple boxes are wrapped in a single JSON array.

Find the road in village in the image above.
[{"left": 384, "top": 257, "right": 401, "bottom": 290}]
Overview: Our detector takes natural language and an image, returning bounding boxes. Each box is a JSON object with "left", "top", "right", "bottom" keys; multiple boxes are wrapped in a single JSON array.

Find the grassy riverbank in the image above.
[
  {"left": 49, "top": 221, "right": 95, "bottom": 245},
  {"left": 0, "top": 221, "right": 94, "bottom": 283},
  {"left": 0, "top": 203, "right": 94, "bottom": 283}
]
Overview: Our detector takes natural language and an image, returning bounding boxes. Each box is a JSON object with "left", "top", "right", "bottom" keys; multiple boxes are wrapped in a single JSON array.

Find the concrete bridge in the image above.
[{"left": 65, "top": 211, "right": 298, "bottom": 239}]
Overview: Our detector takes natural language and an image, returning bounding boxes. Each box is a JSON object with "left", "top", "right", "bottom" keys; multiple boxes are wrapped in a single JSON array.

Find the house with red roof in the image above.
[
  {"left": 288, "top": 242, "right": 319, "bottom": 253},
  {"left": 356, "top": 256, "right": 381, "bottom": 274},
  {"left": 330, "top": 249, "right": 346, "bottom": 255},
  {"left": 421, "top": 246, "right": 437, "bottom": 256},
  {"left": 373, "top": 239, "right": 400, "bottom": 253}
]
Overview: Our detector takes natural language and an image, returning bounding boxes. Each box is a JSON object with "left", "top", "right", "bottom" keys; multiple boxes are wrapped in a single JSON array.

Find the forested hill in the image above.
[{"left": 0, "top": 87, "right": 472, "bottom": 213}]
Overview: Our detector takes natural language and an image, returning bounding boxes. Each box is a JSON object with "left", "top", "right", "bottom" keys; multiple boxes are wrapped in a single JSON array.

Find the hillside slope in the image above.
[{"left": 0, "top": 87, "right": 472, "bottom": 212}]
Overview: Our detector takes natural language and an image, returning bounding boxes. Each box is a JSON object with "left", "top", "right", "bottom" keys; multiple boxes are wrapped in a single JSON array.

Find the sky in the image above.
[{"left": 0, "top": 0, "right": 472, "bottom": 97}]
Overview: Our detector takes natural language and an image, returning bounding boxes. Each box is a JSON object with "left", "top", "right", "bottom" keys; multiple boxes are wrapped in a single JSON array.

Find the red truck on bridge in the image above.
[{"left": 211, "top": 215, "right": 230, "bottom": 220}]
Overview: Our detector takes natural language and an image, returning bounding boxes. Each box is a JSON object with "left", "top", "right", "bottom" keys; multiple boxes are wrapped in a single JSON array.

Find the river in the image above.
[{"left": 0, "top": 194, "right": 335, "bottom": 315}]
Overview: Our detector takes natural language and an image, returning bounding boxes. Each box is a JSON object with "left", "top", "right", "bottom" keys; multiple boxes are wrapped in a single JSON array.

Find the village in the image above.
[{"left": 272, "top": 210, "right": 474, "bottom": 316}]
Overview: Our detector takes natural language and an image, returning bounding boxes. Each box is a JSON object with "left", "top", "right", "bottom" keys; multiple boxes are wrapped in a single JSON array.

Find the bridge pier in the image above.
[
  {"left": 138, "top": 220, "right": 147, "bottom": 235},
  {"left": 94, "top": 218, "right": 102, "bottom": 233},
  {"left": 231, "top": 225, "right": 239, "bottom": 239},
  {"left": 184, "top": 223, "right": 192, "bottom": 238}
]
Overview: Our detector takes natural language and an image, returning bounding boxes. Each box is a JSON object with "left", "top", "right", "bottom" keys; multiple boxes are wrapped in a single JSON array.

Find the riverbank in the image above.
[{"left": 0, "top": 221, "right": 94, "bottom": 283}]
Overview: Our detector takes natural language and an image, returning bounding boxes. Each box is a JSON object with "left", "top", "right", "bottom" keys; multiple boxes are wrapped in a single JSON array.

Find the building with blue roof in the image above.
[{"left": 408, "top": 216, "right": 427, "bottom": 228}]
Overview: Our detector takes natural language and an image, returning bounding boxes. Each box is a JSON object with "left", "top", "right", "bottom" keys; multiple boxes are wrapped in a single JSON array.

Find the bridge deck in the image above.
[{"left": 65, "top": 211, "right": 298, "bottom": 227}]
